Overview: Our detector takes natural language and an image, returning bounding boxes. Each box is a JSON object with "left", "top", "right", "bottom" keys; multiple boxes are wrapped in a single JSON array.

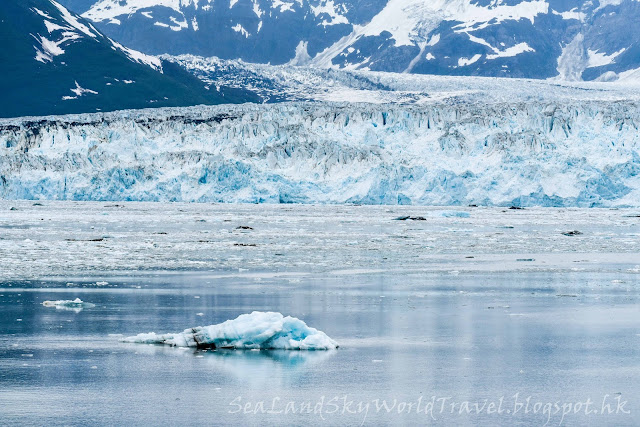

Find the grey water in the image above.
[{"left": 1, "top": 270, "right": 639, "bottom": 426}]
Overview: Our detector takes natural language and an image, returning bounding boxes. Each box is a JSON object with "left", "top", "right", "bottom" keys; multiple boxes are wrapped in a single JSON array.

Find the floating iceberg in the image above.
[
  {"left": 42, "top": 298, "right": 95, "bottom": 310},
  {"left": 124, "top": 311, "right": 339, "bottom": 350}
]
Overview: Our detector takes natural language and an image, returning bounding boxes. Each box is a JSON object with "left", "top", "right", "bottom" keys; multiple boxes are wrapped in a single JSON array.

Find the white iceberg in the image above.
[
  {"left": 42, "top": 298, "right": 95, "bottom": 310},
  {"left": 124, "top": 311, "right": 339, "bottom": 350}
]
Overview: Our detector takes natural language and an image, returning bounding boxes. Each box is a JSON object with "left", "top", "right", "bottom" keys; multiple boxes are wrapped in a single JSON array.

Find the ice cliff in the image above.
[
  {"left": 124, "top": 312, "right": 338, "bottom": 350},
  {"left": 1, "top": 100, "right": 639, "bottom": 206}
]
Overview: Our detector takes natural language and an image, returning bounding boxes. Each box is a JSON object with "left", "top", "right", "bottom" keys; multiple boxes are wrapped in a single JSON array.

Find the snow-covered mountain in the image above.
[
  {"left": 0, "top": 0, "right": 257, "bottom": 118},
  {"left": 1, "top": 73, "right": 639, "bottom": 206},
  {"left": 58, "top": 0, "right": 640, "bottom": 81}
]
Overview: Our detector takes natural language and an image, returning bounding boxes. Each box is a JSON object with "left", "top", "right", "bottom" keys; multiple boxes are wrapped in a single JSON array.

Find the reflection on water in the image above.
[
  {"left": 130, "top": 344, "right": 337, "bottom": 385},
  {"left": 1, "top": 271, "right": 639, "bottom": 425}
]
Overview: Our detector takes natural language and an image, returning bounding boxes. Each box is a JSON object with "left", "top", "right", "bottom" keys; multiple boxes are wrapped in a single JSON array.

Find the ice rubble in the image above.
[
  {"left": 1, "top": 96, "right": 640, "bottom": 206},
  {"left": 124, "top": 311, "right": 339, "bottom": 350}
]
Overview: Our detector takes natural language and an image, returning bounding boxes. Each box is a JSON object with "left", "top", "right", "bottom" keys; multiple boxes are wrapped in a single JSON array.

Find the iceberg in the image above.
[
  {"left": 124, "top": 311, "right": 339, "bottom": 350},
  {"left": 42, "top": 298, "right": 95, "bottom": 310}
]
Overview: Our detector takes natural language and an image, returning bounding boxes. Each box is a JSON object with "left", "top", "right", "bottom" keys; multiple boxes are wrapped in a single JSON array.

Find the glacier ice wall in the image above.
[{"left": 1, "top": 101, "right": 639, "bottom": 206}]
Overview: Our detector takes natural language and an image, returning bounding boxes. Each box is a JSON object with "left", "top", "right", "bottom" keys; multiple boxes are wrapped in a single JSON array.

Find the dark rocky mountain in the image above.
[
  {"left": 57, "top": 0, "right": 640, "bottom": 81},
  {"left": 0, "top": 0, "right": 258, "bottom": 118}
]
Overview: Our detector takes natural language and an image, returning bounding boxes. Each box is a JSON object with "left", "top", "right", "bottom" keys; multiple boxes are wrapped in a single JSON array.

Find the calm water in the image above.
[{"left": 1, "top": 270, "right": 639, "bottom": 426}]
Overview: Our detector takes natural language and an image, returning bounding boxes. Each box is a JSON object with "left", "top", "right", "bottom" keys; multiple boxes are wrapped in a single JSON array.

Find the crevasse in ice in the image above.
[{"left": 124, "top": 311, "right": 339, "bottom": 350}]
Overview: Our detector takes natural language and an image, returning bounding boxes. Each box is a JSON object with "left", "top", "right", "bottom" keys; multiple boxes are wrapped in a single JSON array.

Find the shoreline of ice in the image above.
[{"left": 124, "top": 312, "right": 339, "bottom": 350}]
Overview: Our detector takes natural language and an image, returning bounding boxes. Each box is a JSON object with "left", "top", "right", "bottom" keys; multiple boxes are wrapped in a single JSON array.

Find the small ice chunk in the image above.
[
  {"left": 440, "top": 211, "right": 470, "bottom": 218},
  {"left": 124, "top": 311, "right": 338, "bottom": 350},
  {"left": 42, "top": 298, "right": 95, "bottom": 309}
]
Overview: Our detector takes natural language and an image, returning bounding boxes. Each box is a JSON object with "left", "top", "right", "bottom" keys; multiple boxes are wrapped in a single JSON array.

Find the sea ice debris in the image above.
[{"left": 440, "top": 211, "right": 470, "bottom": 218}]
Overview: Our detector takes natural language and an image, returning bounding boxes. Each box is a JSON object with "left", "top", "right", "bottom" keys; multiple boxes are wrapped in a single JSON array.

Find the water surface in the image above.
[{"left": 1, "top": 203, "right": 639, "bottom": 425}]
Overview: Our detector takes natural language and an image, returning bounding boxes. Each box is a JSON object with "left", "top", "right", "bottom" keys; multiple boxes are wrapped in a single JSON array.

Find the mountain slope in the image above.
[
  {"left": 0, "top": 0, "right": 257, "bottom": 118},
  {"left": 64, "top": 0, "right": 640, "bottom": 81}
]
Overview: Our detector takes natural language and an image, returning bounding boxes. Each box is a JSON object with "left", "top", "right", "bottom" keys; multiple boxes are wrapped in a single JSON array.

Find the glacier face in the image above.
[{"left": 1, "top": 93, "right": 640, "bottom": 206}]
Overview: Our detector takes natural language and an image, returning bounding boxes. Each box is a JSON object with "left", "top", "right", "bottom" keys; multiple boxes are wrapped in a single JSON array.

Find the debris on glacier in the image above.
[
  {"left": 394, "top": 216, "right": 426, "bottom": 221},
  {"left": 562, "top": 230, "right": 584, "bottom": 236},
  {"left": 394, "top": 211, "right": 469, "bottom": 220},
  {"left": 124, "top": 311, "right": 339, "bottom": 350}
]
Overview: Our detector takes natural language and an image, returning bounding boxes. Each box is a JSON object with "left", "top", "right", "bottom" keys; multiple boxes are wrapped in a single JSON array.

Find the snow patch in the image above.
[
  {"left": 232, "top": 23, "right": 250, "bottom": 38},
  {"left": 43, "top": 20, "right": 70, "bottom": 34},
  {"left": 110, "top": 39, "right": 163, "bottom": 72},
  {"left": 33, "top": 35, "right": 66, "bottom": 62},
  {"left": 552, "top": 8, "right": 586, "bottom": 21},
  {"left": 310, "top": 0, "right": 349, "bottom": 26},
  {"left": 51, "top": 0, "right": 98, "bottom": 38},
  {"left": 486, "top": 43, "right": 535, "bottom": 60},
  {"left": 253, "top": 1, "right": 264, "bottom": 18},
  {"left": 458, "top": 54, "right": 482, "bottom": 66},
  {"left": 65, "top": 81, "right": 99, "bottom": 99},
  {"left": 83, "top": 0, "right": 215, "bottom": 22},
  {"left": 32, "top": 7, "right": 53, "bottom": 20},
  {"left": 169, "top": 16, "right": 188, "bottom": 31},
  {"left": 271, "top": 0, "right": 295, "bottom": 12},
  {"left": 587, "top": 48, "right": 625, "bottom": 68}
]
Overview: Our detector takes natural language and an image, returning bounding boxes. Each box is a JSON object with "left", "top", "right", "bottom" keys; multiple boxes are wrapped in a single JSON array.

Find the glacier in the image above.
[
  {"left": 124, "top": 312, "right": 339, "bottom": 350},
  {"left": 1, "top": 81, "right": 640, "bottom": 206}
]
